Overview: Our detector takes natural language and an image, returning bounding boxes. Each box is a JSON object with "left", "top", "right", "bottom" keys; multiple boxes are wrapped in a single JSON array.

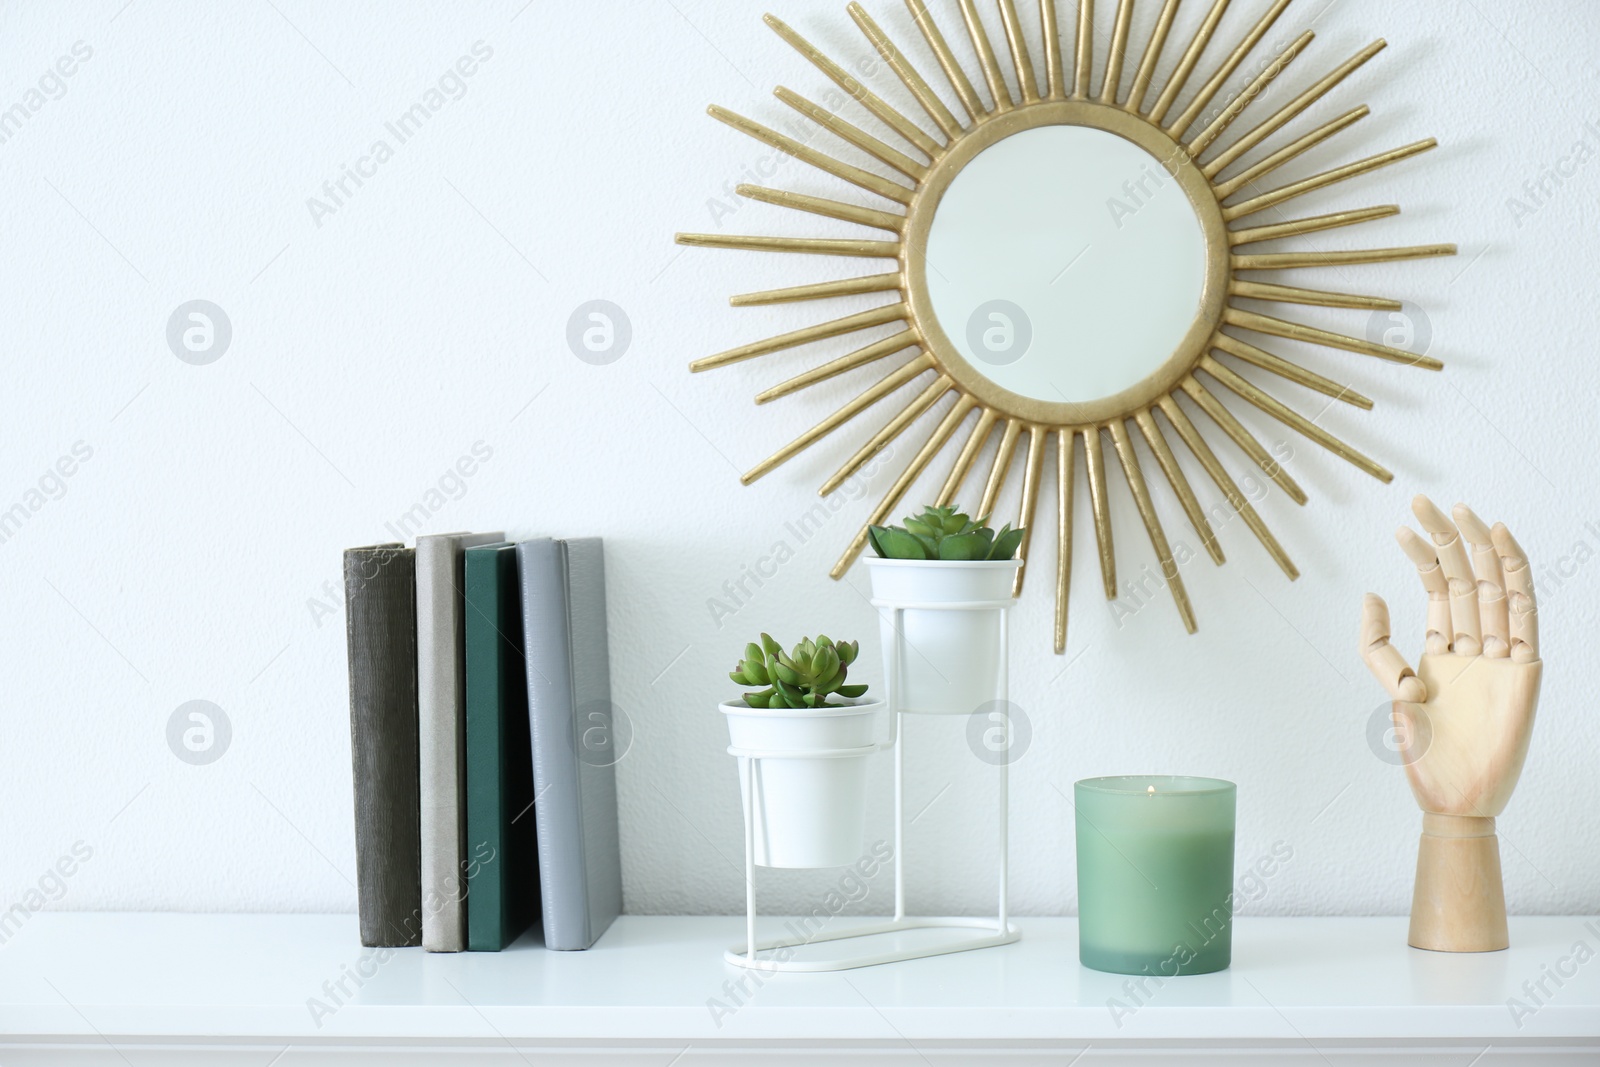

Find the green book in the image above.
[{"left": 463, "top": 543, "right": 539, "bottom": 950}]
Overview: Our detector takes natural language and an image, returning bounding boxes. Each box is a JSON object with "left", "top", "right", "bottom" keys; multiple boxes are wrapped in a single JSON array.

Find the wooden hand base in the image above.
[{"left": 1409, "top": 813, "right": 1508, "bottom": 952}]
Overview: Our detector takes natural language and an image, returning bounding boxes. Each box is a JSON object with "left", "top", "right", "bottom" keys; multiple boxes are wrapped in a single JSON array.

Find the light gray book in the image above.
[
  {"left": 417, "top": 530, "right": 503, "bottom": 952},
  {"left": 517, "top": 537, "right": 622, "bottom": 950}
]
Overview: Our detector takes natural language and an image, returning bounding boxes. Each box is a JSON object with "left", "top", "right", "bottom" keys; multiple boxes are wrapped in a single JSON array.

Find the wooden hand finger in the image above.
[
  {"left": 1413, "top": 495, "right": 1481, "bottom": 656},
  {"left": 1397, "top": 525, "right": 1451, "bottom": 655},
  {"left": 1361, "top": 593, "right": 1427, "bottom": 702},
  {"left": 1492, "top": 522, "right": 1539, "bottom": 663},
  {"left": 1454, "top": 503, "right": 1509, "bottom": 658}
]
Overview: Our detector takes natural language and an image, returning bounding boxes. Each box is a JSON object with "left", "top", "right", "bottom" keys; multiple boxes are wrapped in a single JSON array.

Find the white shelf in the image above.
[{"left": 1, "top": 913, "right": 1597, "bottom": 1063}]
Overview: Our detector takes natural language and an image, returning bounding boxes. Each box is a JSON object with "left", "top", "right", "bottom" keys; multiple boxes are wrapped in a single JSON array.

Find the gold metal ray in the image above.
[
  {"left": 1110, "top": 420, "right": 1196, "bottom": 632},
  {"left": 831, "top": 395, "right": 979, "bottom": 578},
  {"left": 1185, "top": 29, "right": 1314, "bottom": 157},
  {"left": 979, "top": 418, "right": 1024, "bottom": 517},
  {"left": 1073, "top": 0, "right": 1095, "bottom": 98},
  {"left": 677, "top": 232, "right": 902, "bottom": 259},
  {"left": 756, "top": 330, "right": 921, "bottom": 402},
  {"left": 1224, "top": 307, "right": 1444, "bottom": 371},
  {"left": 999, "top": 0, "right": 1042, "bottom": 103},
  {"left": 1148, "top": 0, "right": 1232, "bottom": 125},
  {"left": 1179, "top": 377, "right": 1309, "bottom": 504},
  {"left": 1212, "top": 105, "right": 1369, "bottom": 199},
  {"left": 733, "top": 185, "right": 906, "bottom": 233},
  {"left": 1127, "top": 0, "right": 1184, "bottom": 113},
  {"left": 1054, "top": 429, "right": 1076, "bottom": 653},
  {"left": 1169, "top": 0, "right": 1294, "bottom": 137},
  {"left": 959, "top": 0, "right": 1016, "bottom": 111},
  {"left": 709, "top": 106, "right": 914, "bottom": 205},
  {"left": 824, "top": 376, "right": 955, "bottom": 494},
  {"left": 1199, "top": 356, "right": 1391, "bottom": 481},
  {"left": 1101, "top": 0, "right": 1136, "bottom": 104},
  {"left": 742, "top": 355, "right": 935, "bottom": 484},
  {"left": 1013, "top": 427, "right": 1049, "bottom": 595},
  {"left": 938, "top": 407, "right": 998, "bottom": 504},
  {"left": 1083, "top": 427, "right": 1117, "bottom": 598},
  {"left": 1156, "top": 397, "right": 1299, "bottom": 578},
  {"left": 905, "top": 0, "right": 986, "bottom": 120},
  {"left": 733, "top": 272, "right": 904, "bottom": 308},
  {"left": 1203, "top": 39, "right": 1387, "bottom": 176},
  {"left": 1041, "top": 0, "right": 1067, "bottom": 100},
  {"left": 774, "top": 88, "right": 930, "bottom": 180},
  {"left": 1229, "top": 279, "right": 1400, "bottom": 312},
  {"left": 1228, "top": 205, "right": 1398, "bottom": 245},
  {"left": 691, "top": 303, "right": 908, "bottom": 372},
  {"left": 1211, "top": 331, "right": 1373, "bottom": 409},
  {"left": 763, "top": 14, "right": 943, "bottom": 157},
  {"left": 1223, "top": 139, "right": 1438, "bottom": 220},
  {"left": 1234, "top": 244, "right": 1457, "bottom": 270},
  {"left": 1134, "top": 408, "right": 1224, "bottom": 564},
  {"left": 849, "top": 3, "right": 964, "bottom": 141}
]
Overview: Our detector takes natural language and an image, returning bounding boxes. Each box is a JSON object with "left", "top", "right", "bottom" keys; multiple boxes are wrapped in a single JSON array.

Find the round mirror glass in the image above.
[{"left": 924, "top": 124, "right": 1208, "bottom": 405}]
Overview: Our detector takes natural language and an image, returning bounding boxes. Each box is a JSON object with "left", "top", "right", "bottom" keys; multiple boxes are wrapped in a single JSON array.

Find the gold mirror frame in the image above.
[
  {"left": 677, "top": 0, "right": 1455, "bottom": 652},
  {"left": 901, "top": 100, "right": 1231, "bottom": 428}
]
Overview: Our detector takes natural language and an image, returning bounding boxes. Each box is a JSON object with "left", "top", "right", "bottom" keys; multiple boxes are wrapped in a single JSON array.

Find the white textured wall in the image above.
[{"left": 2, "top": 0, "right": 1596, "bottom": 923}]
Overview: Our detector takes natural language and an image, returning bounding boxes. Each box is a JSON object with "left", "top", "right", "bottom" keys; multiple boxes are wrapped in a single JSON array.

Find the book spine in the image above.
[
  {"left": 464, "top": 546, "right": 505, "bottom": 951},
  {"left": 499, "top": 541, "right": 540, "bottom": 948},
  {"left": 343, "top": 546, "right": 422, "bottom": 948},
  {"left": 465, "top": 544, "right": 540, "bottom": 950},
  {"left": 563, "top": 538, "right": 623, "bottom": 948},
  {"left": 518, "top": 539, "right": 587, "bottom": 950},
  {"left": 417, "top": 538, "right": 465, "bottom": 952}
]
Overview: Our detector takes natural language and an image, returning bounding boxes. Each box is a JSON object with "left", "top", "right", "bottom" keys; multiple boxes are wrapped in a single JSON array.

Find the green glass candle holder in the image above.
[{"left": 1075, "top": 775, "right": 1237, "bottom": 976}]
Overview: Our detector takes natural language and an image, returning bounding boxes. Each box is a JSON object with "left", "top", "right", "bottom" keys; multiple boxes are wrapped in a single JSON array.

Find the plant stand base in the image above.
[{"left": 724, "top": 917, "right": 1020, "bottom": 973}]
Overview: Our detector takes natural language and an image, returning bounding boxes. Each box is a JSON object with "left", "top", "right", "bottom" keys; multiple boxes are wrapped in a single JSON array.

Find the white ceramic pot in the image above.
[
  {"left": 864, "top": 557, "right": 1020, "bottom": 715},
  {"left": 722, "top": 697, "right": 885, "bottom": 869}
]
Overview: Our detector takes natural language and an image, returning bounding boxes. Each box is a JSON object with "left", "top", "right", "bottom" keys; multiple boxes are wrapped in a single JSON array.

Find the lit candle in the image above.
[{"left": 1074, "top": 775, "right": 1237, "bottom": 976}]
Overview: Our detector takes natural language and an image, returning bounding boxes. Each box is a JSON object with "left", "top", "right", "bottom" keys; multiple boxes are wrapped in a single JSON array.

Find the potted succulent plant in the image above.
[
  {"left": 722, "top": 634, "right": 883, "bottom": 868},
  {"left": 865, "top": 504, "right": 1024, "bottom": 716}
]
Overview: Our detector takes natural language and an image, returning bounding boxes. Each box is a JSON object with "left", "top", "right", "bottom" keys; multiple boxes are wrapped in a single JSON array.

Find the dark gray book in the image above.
[
  {"left": 343, "top": 544, "right": 422, "bottom": 948},
  {"left": 516, "top": 538, "right": 622, "bottom": 950},
  {"left": 417, "top": 531, "right": 503, "bottom": 952}
]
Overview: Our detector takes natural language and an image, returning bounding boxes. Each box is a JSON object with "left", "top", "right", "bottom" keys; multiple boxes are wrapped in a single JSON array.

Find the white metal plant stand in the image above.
[{"left": 725, "top": 596, "right": 1020, "bottom": 971}]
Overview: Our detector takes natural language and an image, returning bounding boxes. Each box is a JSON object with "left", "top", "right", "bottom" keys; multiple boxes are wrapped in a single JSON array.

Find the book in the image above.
[
  {"left": 417, "top": 530, "right": 503, "bottom": 952},
  {"left": 516, "top": 537, "right": 622, "bottom": 950},
  {"left": 343, "top": 544, "right": 422, "bottom": 948},
  {"left": 463, "top": 542, "right": 540, "bottom": 951}
]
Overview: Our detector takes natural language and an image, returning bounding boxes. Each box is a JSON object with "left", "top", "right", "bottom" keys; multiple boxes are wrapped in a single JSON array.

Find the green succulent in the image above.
[
  {"left": 867, "top": 503, "right": 1025, "bottom": 562},
  {"left": 730, "top": 633, "right": 870, "bottom": 710}
]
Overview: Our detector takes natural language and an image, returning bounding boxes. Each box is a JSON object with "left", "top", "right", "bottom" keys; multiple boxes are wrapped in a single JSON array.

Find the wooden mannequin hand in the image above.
[
  {"left": 1359, "top": 497, "right": 1543, "bottom": 818},
  {"left": 1358, "top": 496, "right": 1543, "bottom": 952}
]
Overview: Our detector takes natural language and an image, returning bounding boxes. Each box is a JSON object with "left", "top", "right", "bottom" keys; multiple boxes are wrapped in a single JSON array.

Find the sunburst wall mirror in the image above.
[{"left": 677, "top": 0, "right": 1454, "bottom": 652}]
